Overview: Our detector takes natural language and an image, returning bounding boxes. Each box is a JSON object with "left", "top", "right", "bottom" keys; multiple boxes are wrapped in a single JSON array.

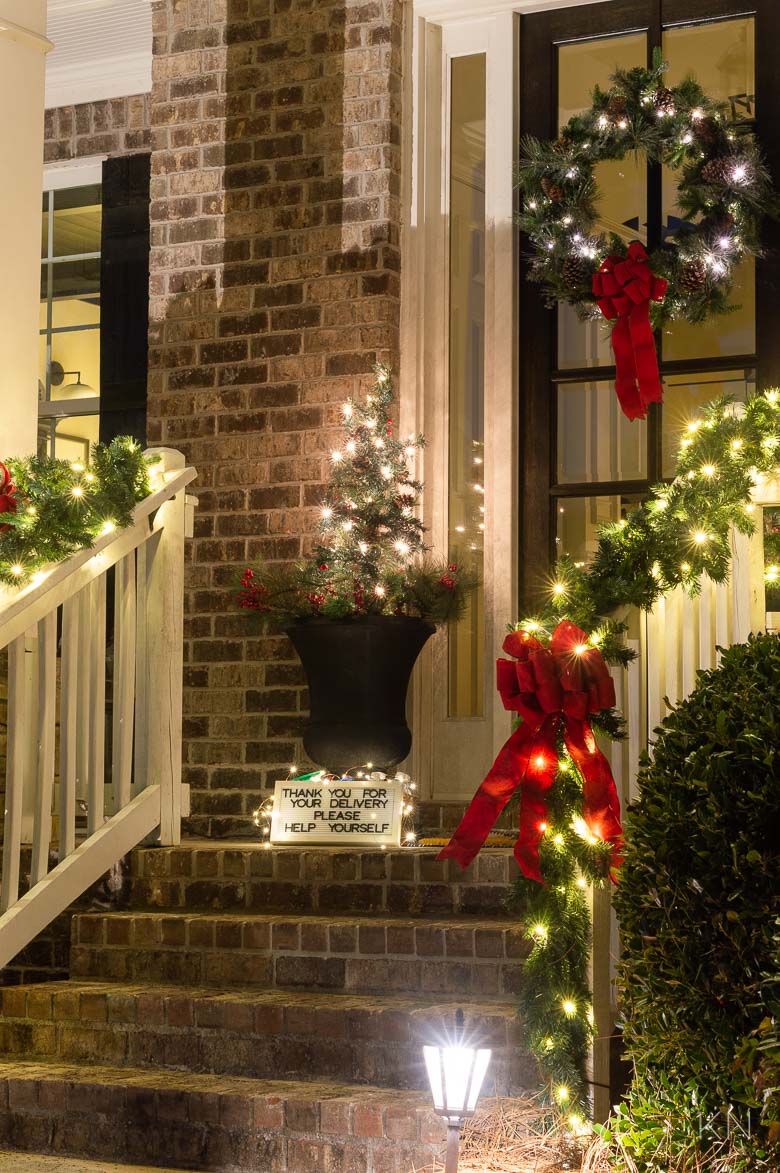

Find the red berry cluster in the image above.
[
  {"left": 236, "top": 568, "right": 271, "bottom": 613},
  {"left": 438, "top": 563, "right": 460, "bottom": 592}
]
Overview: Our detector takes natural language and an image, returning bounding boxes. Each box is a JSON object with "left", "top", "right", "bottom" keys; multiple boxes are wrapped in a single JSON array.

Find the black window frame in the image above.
[{"left": 518, "top": 0, "right": 780, "bottom": 609}]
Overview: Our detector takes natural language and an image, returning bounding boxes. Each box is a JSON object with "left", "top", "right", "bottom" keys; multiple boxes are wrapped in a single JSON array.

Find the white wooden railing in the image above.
[
  {"left": 590, "top": 482, "right": 778, "bottom": 1119},
  {"left": 0, "top": 447, "right": 196, "bottom": 968}
]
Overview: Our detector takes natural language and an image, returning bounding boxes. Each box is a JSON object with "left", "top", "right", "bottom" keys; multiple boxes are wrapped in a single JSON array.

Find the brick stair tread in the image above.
[
  {"left": 77, "top": 911, "right": 516, "bottom": 929},
  {"left": 0, "top": 1058, "right": 448, "bottom": 1171},
  {"left": 0, "top": 1056, "right": 435, "bottom": 1106},
  {"left": 0, "top": 1154, "right": 197, "bottom": 1172},
  {"left": 1, "top": 979, "right": 520, "bottom": 1020},
  {"left": 156, "top": 842, "right": 515, "bottom": 854},
  {"left": 0, "top": 981, "right": 534, "bottom": 1096}
]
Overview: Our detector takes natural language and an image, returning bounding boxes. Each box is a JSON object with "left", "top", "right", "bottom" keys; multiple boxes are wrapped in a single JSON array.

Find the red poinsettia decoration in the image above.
[{"left": 0, "top": 463, "right": 18, "bottom": 534}]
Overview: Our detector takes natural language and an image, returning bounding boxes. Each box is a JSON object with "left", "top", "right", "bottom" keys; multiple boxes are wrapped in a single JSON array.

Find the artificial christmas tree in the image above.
[{"left": 238, "top": 365, "right": 475, "bottom": 772}]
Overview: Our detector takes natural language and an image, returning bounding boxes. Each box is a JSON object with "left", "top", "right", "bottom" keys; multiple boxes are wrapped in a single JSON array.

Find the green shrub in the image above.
[{"left": 612, "top": 632, "right": 780, "bottom": 1170}]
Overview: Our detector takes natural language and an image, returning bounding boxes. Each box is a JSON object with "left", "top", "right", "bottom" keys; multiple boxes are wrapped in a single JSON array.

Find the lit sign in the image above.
[{"left": 270, "top": 779, "right": 403, "bottom": 846}]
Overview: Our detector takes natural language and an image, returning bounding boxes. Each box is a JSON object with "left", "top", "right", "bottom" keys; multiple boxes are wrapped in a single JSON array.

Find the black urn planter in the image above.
[{"left": 286, "top": 615, "right": 435, "bottom": 775}]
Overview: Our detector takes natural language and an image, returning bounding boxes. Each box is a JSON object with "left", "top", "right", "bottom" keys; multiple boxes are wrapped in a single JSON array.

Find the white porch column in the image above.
[{"left": 0, "top": 1, "right": 51, "bottom": 458}]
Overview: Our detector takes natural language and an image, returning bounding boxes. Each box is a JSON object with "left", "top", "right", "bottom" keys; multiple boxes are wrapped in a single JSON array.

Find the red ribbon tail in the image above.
[
  {"left": 628, "top": 301, "right": 663, "bottom": 417},
  {"left": 438, "top": 718, "right": 562, "bottom": 885},
  {"left": 437, "top": 724, "right": 536, "bottom": 870},
  {"left": 610, "top": 318, "right": 646, "bottom": 421},
  {"left": 564, "top": 719, "right": 624, "bottom": 880}
]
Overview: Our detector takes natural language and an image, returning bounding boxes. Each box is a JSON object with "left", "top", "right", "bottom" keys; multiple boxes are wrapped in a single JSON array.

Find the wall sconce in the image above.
[
  {"left": 423, "top": 1010, "right": 491, "bottom": 1173},
  {"left": 50, "top": 361, "right": 96, "bottom": 398}
]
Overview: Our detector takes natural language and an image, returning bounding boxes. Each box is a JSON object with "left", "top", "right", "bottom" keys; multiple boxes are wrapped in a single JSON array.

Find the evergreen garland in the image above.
[
  {"left": 521, "top": 389, "right": 780, "bottom": 639},
  {"left": 507, "top": 734, "right": 617, "bottom": 1124},
  {"left": 517, "top": 50, "right": 777, "bottom": 331},
  {"left": 0, "top": 438, "right": 153, "bottom": 588},
  {"left": 512, "top": 389, "right": 780, "bottom": 1129}
]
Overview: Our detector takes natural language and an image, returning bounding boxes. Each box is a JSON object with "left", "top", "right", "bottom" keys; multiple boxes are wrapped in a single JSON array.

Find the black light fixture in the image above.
[{"left": 50, "top": 361, "right": 95, "bottom": 397}]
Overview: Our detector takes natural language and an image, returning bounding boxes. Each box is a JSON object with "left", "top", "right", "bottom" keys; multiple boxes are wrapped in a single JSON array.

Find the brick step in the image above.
[
  {"left": 0, "top": 1058, "right": 447, "bottom": 1172},
  {"left": 130, "top": 843, "right": 516, "bottom": 917},
  {"left": 71, "top": 912, "right": 528, "bottom": 998},
  {"left": 0, "top": 981, "right": 535, "bottom": 1095}
]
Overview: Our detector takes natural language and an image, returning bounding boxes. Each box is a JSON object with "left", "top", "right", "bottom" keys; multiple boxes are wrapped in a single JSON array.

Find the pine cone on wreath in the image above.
[
  {"left": 680, "top": 258, "right": 707, "bottom": 293},
  {"left": 562, "top": 254, "right": 593, "bottom": 289},
  {"left": 541, "top": 177, "right": 564, "bottom": 203},
  {"left": 607, "top": 94, "right": 628, "bottom": 118},
  {"left": 701, "top": 157, "right": 732, "bottom": 185},
  {"left": 701, "top": 210, "right": 735, "bottom": 238},
  {"left": 694, "top": 115, "right": 721, "bottom": 146},
  {"left": 653, "top": 87, "right": 676, "bottom": 117}
]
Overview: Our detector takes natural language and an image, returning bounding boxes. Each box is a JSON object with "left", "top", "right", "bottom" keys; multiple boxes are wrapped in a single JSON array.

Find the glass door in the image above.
[{"left": 518, "top": 0, "right": 780, "bottom": 606}]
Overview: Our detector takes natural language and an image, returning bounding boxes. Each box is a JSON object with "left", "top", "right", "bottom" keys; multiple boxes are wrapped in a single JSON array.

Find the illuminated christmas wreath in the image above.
[{"left": 517, "top": 52, "right": 777, "bottom": 421}]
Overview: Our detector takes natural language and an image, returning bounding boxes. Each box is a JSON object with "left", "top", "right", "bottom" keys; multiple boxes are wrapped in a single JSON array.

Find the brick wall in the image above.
[
  {"left": 147, "top": 0, "right": 404, "bottom": 837},
  {"left": 44, "top": 95, "right": 151, "bottom": 164}
]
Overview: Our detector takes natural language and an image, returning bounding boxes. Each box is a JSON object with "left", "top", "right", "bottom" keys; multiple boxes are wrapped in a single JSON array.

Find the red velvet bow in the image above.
[
  {"left": 0, "top": 463, "right": 17, "bottom": 534},
  {"left": 438, "top": 620, "right": 623, "bottom": 883},
  {"left": 592, "top": 241, "right": 667, "bottom": 422}
]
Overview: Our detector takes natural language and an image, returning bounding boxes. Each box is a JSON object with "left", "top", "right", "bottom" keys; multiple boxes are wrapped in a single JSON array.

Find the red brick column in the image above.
[{"left": 147, "top": 0, "right": 404, "bottom": 836}]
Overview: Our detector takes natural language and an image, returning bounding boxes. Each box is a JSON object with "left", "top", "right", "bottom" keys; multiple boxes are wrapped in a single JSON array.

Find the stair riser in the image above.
[
  {"left": 70, "top": 916, "right": 529, "bottom": 998},
  {"left": 131, "top": 847, "right": 516, "bottom": 917},
  {"left": 0, "top": 1076, "right": 447, "bottom": 1173},
  {"left": 130, "top": 876, "right": 512, "bottom": 916},
  {"left": 0, "top": 1019, "right": 532, "bottom": 1095}
]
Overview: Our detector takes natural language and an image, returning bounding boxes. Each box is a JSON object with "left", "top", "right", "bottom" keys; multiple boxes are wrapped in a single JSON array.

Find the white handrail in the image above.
[{"left": 0, "top": 447, "right": 196, "bottom": 969}]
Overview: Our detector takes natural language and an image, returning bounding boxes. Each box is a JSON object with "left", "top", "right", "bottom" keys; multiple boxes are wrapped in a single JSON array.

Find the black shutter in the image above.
[{"left": 99, "top": 153, "right": 151, "bottom": 445}]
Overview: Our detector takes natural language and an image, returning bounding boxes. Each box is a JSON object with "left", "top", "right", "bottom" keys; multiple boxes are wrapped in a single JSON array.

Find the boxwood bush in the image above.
[{"left": 611, "top": 632, "right": 780, "bottom": 1170}]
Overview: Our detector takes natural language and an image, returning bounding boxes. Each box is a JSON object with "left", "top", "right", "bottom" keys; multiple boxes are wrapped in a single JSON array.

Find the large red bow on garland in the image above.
[
  {"left": 438, "top": 620, "right": 623, "bottom": 883},
  {"left": 0, "top": 463, "right": 17, "bottom": 534},
  {"left": 592, "top": 241, "right": 667, "bottom": 423}
]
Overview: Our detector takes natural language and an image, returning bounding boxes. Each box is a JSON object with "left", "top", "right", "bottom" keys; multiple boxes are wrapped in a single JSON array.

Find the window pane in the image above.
[
  {"left": 48, "top": 328, "right": 101, "bottom": 402},
  {"left": 557, "top": 381, "right": 647, "bottom": 485},
  {"left": 557, "top": 34, "right": 647, "bottom": 370},
  {"left": 52, "top": 184, "right": 102, "bottom": 257},
  {"left": 556, "top": 493, "right": 645, "bottom": 565},
  {"left": 661, "top": 369, "right": 755, "bottom": 478},
  {"left": 664, "top": 18, "right": 755, "bottom": 119},
  {"left": 448, "top": 53, "right": 486, "bottom": 720},
  {"left": 53, "top": 414, "right": 99, "bottom": 464},
  {"left": 50, "top": 258, "right": 100, "bottom": 331},
  {"left": 662, "top": 18, "right": 756, "bottom": 362}
]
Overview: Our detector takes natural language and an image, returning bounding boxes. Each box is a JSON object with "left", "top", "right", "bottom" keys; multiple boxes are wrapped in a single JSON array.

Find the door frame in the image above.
[{"left": 401, "top": 11, "right": 519, "bottom": 800}]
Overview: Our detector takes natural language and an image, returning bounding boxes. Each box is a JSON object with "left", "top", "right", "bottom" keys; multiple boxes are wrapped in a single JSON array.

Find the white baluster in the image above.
[
  {"left": 88, "top": 574, "right": 106, "bottom": 835},
  {"left": 59, "top": 593, "right": 80, "bottom": 858},
  {"left": 113, "top": 552, "right": 136, "bottom": 813},
  {"left": 2, "top": 633, "right": 29, "bottom": 911},
  {"left": 31, "top": 611, "right": 56, "bottom": 885}
]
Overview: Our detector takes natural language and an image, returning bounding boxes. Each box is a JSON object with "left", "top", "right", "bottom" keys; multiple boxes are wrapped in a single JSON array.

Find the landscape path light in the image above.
[{"left": 422, "top": 1008, "right": 492, "bottom": 1173}]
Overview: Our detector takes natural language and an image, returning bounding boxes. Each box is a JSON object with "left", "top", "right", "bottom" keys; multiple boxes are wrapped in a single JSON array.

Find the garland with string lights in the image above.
[
  {"left": 0, "top": 438, "right": 152, "bottom": 588},
  {"left": 524, "top": 389, "right": 780, "bottom": 639},
  {"left": 517, "top": 51, "right": 777, "bottom": 420},
  {"left": 237, "top": 364, "right": 476, "bottom": 625}
]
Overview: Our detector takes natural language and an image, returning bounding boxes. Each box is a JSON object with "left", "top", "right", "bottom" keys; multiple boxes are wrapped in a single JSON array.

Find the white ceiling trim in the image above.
[
  {"left": 45, "top": 0, "right": 152, "bottom": 109},
  {"left": 43, "top": 156, "right": 105, "bottom": 189},
  {"left": 411, "top": 0, "right": 611, "bottom": 22}
]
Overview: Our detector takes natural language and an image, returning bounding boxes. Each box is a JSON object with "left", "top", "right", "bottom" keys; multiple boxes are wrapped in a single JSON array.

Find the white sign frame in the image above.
[{"left": 270, "top": 779, "right": 404, "bottom": 847}]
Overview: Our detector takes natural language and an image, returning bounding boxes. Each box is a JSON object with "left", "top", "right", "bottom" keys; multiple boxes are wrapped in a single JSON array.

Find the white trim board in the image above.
[
  {"left": 411, "top": 0, "right": 612, "bottom": 22},
  {"left": 43, "top": 156, "right": 105, "bottom": 190}
]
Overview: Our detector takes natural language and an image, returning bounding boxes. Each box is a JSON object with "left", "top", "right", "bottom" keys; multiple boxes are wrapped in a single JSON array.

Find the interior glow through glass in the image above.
[{"left": 423, "top": 1045, "right": 492, "bottom": 1120}]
